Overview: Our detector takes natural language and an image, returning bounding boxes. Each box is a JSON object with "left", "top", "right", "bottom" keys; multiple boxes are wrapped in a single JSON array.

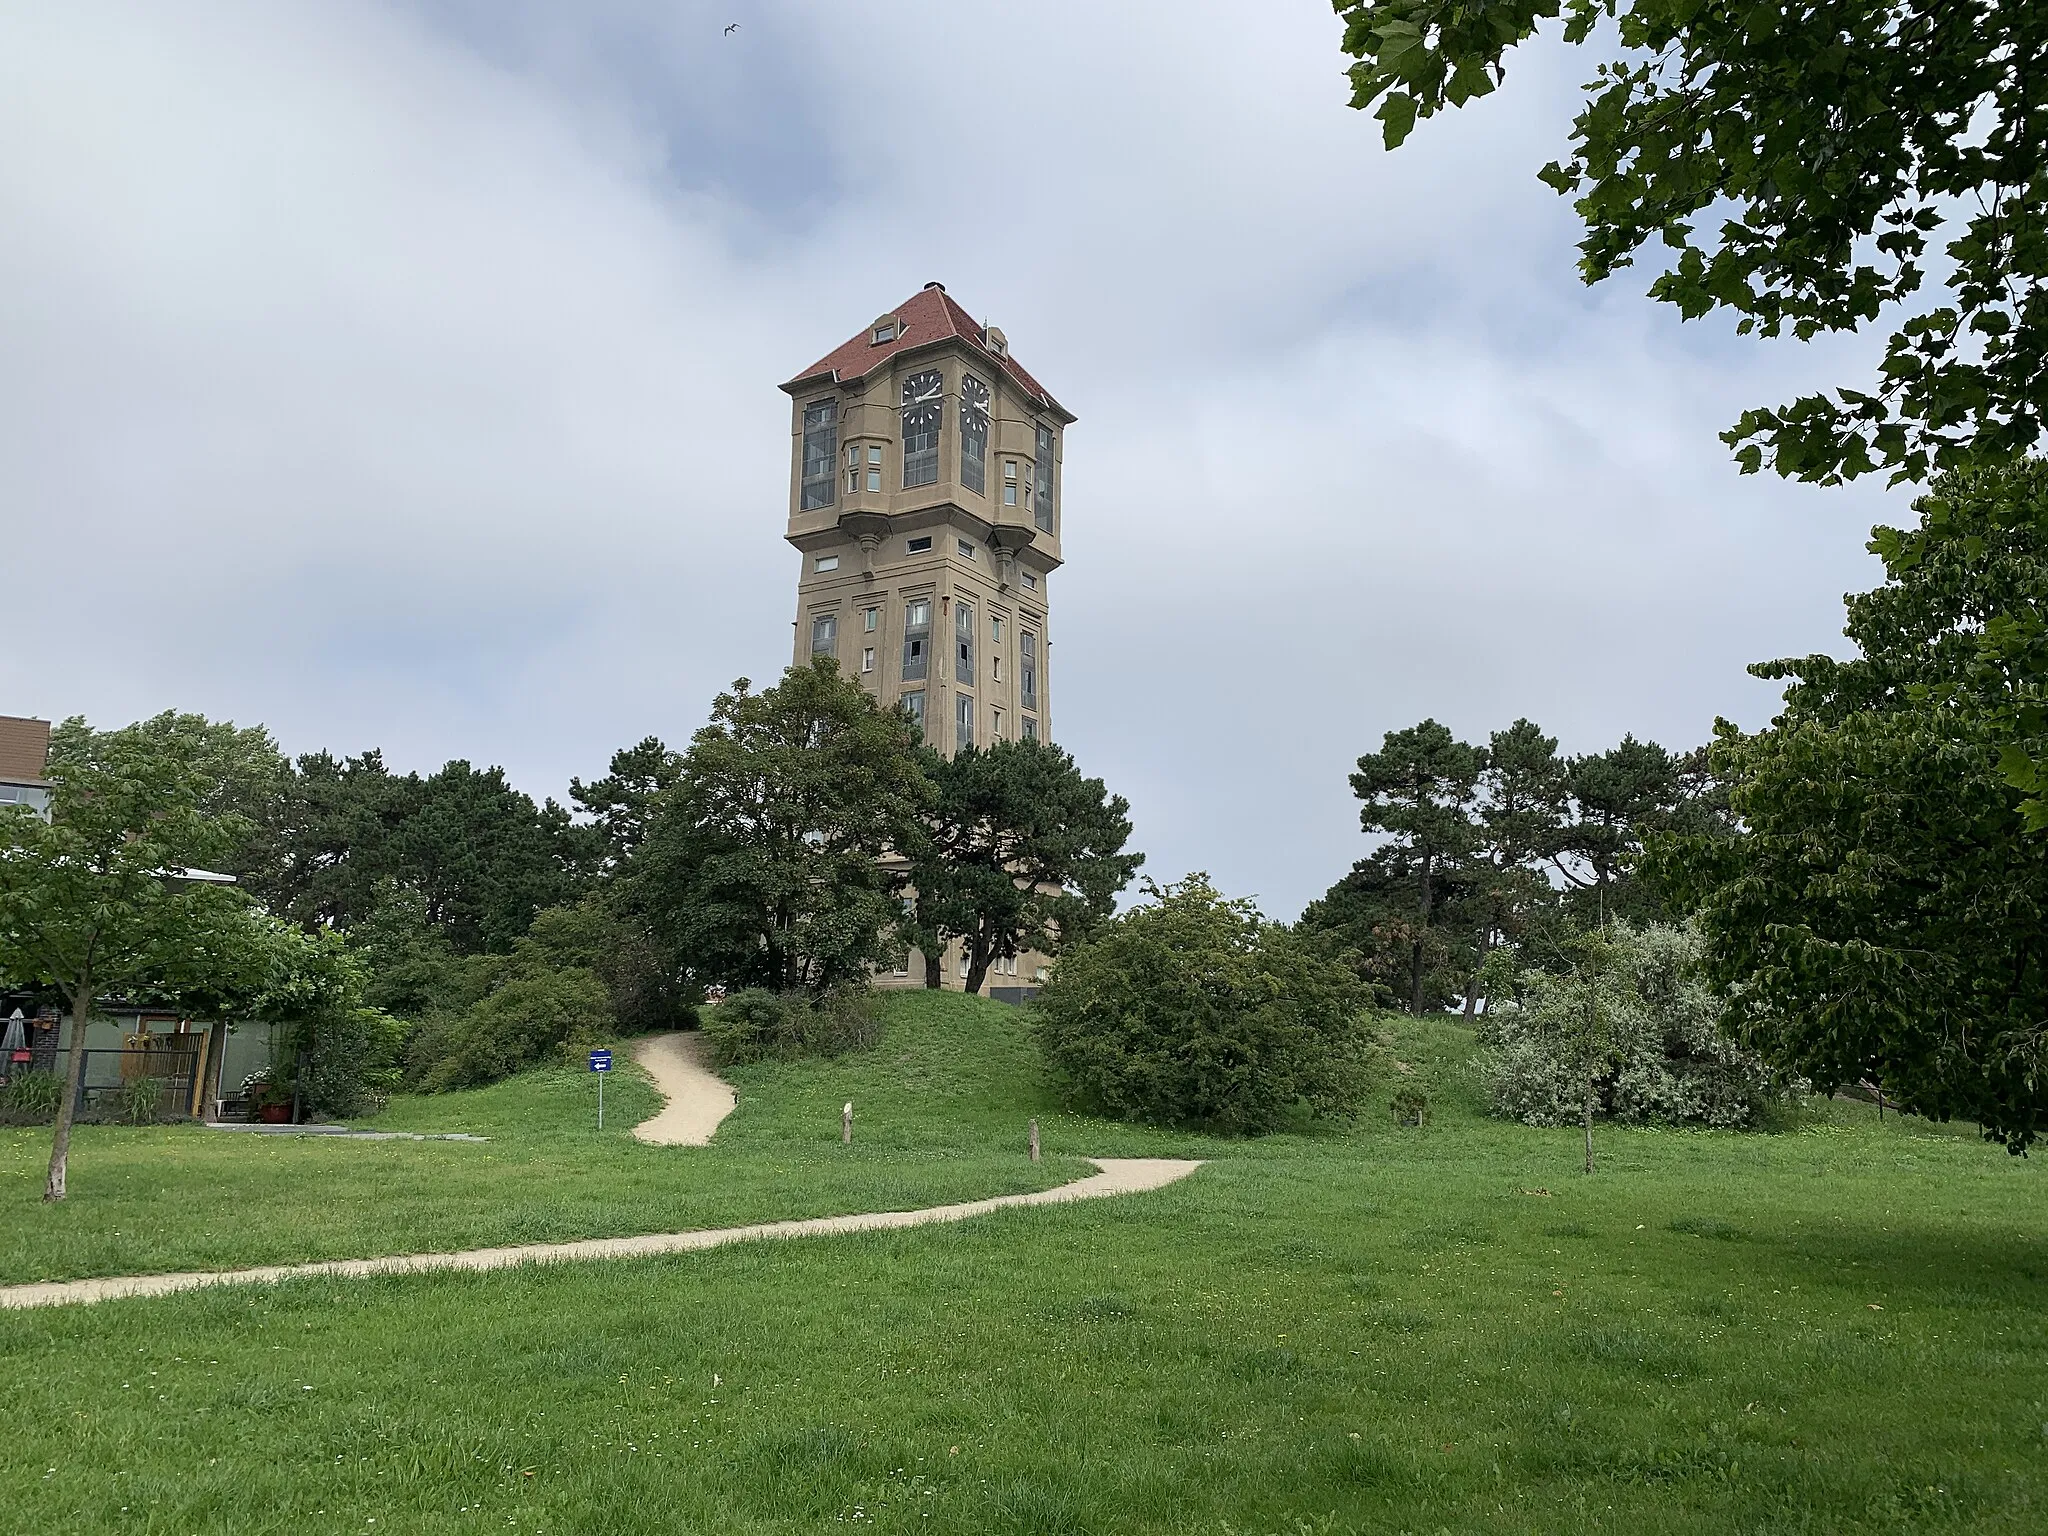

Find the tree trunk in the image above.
[
  {"left": 963, "top": 935, "right": 990, "bottom": 996},
  {"left": 1581, "top": 963, "right": 1597, "bottom": 1176},
  {"left": 46, "top": 980, "right": 92, "bottom": 1202},
  {"left": 1410, "top": 857, "right": 1434, "bottom": 1016},
  {"left": 923, "top": 948, "right": 945, "bottom": 989}
]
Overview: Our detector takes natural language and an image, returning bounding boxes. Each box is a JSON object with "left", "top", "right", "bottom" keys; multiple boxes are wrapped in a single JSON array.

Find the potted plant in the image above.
[{"left": 243, "top": 1068, "right": 293, "bottom": 1124}]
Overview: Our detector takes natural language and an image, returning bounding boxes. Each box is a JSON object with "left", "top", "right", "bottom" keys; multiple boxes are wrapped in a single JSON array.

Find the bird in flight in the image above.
[{"left": 725, "top": 22, "right": 739, "bottom": 34}]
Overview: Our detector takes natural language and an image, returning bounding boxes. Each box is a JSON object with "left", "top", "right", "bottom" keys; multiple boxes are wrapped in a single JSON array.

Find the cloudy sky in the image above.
[{"left": 1, "top": 1, "right": 1898, "bottom": 917}]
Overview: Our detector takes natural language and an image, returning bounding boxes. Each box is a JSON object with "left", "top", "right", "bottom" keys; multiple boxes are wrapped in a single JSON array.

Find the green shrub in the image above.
[
  {"left": 120, "top": 1074, "right": 166, "bottom": 1125},
  {"left": 412, "top": 965, "right": 614, "bottom": 1092},
  {"left": 1, "top": 1070, "right": 64, "bottom": 1123},
  {"left": 1031, "top": 874, "right": 1376, "bottom": 1133},
  {"left": 1478, "top": 922, "right": 1782, "bottom": 1129},
  {"left": 703, "top": 985, "right": 881, "bottom": 1068}
]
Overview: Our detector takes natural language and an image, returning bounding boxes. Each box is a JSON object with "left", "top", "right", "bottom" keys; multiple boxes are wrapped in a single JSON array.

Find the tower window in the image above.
[
  {"left": 862, "top": 647, "right": 875, "bottom": 674},
  {"left": 811, "top": 614, "right": 837, "bottom": 655},
  {"left": 867, "top": 468, "right": 882, "bottom": 492},
  {"left": 800, "top": 399, "right": 838, "bottom": 511},
  {"left": 1022, "top": 571, "right": 1038, "bottom": 591},
  {"left": 902, "top": 599, "right": 932, "bottom": 681},
  {"left": 992, "top": 655, "right": 1002, "bottom": 683},
  {"left": 901, "top": 691, "right": 925, "bottom": 733},
  {"left": 902, "top": 370, "right": 942, "bottom": 487},
  {"left": 1003, "top": 461, "right": 1018, "bottom": 507},
  {"left": 955, "top": 600, "right": 976, "bottom": 686},
  {"left": 873, "top": 318, "right": 897, "bottom": 344},
  {"left": 863, "top": 607, "right": 879, "bottom": 632},
  {"left": 1022, "top": 716, "right": 1038, "bottom": 743},
  {"left": 992, "top": 708, "right": 1004, "bottom": 739},
  {"left": 991, "top": 616, "right": 1004, "bottom": 644},
  {"left": 1020, "top": 631, "right": 1037, "bottom": 712},
  {"left": 868, "top": 446, "right": 882, "bottom": 464},
  {"left": 906, "top": 536, "right": 933, "bottom": 553},
  {"left": 960, "top": 373, "right": 990, "bottom": 495},
  {"left": 1035, "top": 424, "right": 1056, "bottom": 532},
  {"left": 957, "top": 539, "right": 975, "bottom": 559},
  {"left": 814, "top": 555, "right": 838, "bottom": 572},
  {"left": 846, "top": 469, "right": 858, "bottom": 493},
  {"left": 956, "top": 692, "right": 975, "bottom": 750}
]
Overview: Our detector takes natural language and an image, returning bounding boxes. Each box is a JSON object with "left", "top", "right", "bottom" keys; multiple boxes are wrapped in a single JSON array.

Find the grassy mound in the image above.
[{"left": 0, "top": 992, "right": 1083, "bottom": 1288}]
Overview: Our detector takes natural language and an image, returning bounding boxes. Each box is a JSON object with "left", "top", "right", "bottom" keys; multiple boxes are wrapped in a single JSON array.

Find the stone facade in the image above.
[{"left": 780, "top": 285, "right": 1075, "bottom": 996}]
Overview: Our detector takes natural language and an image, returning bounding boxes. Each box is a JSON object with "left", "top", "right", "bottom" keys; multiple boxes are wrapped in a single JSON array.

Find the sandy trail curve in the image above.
[
  {"left": 631, "top": 1031, "right": 736, "bottom": 1146},
  {"left": 0, "top": 1158, "right": 1205, "bottom": 1311}
]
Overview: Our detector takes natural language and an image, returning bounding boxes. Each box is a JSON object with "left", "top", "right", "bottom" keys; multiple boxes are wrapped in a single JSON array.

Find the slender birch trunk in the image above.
[{"left": 45, "top": 978, "right": 93, "bottom": 1202}]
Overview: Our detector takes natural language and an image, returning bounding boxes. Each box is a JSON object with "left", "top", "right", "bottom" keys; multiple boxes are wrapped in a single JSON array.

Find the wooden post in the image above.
[
  {"left": 1028, "top": 1118, "right": 1040, "bottom": 1163},
  {"left": 842, "top": 1101, "right": 852, "bottom": 1144}
]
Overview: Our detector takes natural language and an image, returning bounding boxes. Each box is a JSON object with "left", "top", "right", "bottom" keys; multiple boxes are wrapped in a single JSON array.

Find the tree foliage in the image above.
[
  {"left": 632, "top": 660, "right": 929, "bottom": 995},
  {"left": 0, "top": 726, "right": 281, "bottom": 1196},
  {"left": 904, "top": 739, "right": 1142, "bottom": 995},
  {"left": 1335, "top": 0, "right": 2048, "bottom": 486},
  {"left": 1661, "top": 460, "right": 2048, "bottom": 1149},
  {"left": 1304, "top": 718, "right": 1723, "bottom": 1013},
  {"left": 1033, "top": 875, "right": 1376, "bottom": 1133},
  {"left": 1480, "top": 922, "right": 1779, "bottom": 1130}
]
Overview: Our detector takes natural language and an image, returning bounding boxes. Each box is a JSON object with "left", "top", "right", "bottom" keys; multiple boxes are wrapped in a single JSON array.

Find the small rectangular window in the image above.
[
  {"left": 863, "top": 607, "right": 879, "bottom": 632},
  {"left": 868, "top": 445, "right": 882, "bottom": 466},
  {"left": 814, "top": 555, "right": 838, "bottom": 572},
  {"left": 1022, "top": 572, "right": 1038, "bottom": 590},
  {"left": 873, "top": 320, "right": 896, "bottom": 343},
  {"left": 992, "top": 655, "right": 1002, "bottom": 682},
  {"left": 991, "top": 617, "right": 1004, "bottom": 644},
  {"left": 1004, "top": 484, "right": 1017, "bottom": 506},
  {"left": 956, "top": 692, "right": 974, "bottom": 749},
  {"left": 903, "top": 599, "right": 932, "bottom": 681},
  {"left": 907, "top": 536, "right": 933, "bottom": 553},
  {"left": 955, "top": 601, "right": 975, "bottom": 686},
  {"left": 847, "top": 469, "right": 859, "bottom": 492},
  {"left": 811, "top": 614, "right": 837, "bottom": 655},
  {"left": 861, "top": 646, "right": 875, "bottom": 674},
  {"left": 866, "top": 469, "right": 881, "bottom": 492},
  {"left": 1020, "top": 631, "right": 1037, "bottom": 711},
  {"left": 957, "top": 539, "right": 975, "bottom": 559},
  {"left": 847, "top": 445, "right": 860, "bottom": 467},
  {"left": 1022, "top": 716, "right": 1038, "bottom": 742},
  {"left": 992, "top": 709, "right": 1004, "bottom": 739},
  {"left": 902, "top": 691, "right": 925, "bottom": 731}
]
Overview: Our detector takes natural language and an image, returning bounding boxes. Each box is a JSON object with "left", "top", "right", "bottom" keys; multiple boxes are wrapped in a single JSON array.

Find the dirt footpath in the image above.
[{"left": 631, "top": 1031, "right": 737, "bottom": 1146}]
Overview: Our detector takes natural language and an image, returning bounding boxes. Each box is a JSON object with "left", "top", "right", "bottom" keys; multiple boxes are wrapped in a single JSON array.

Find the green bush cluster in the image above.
[
  {"left": 407, "top": 967, "right": 615, "bottom": 1093},
  {"left": 1032, "top": 874, "right": 1378, "bottom": 1134},
  {"left": 702, "top": 986, "right": 882, "bottom": 1068},
  {"left": 1477, "top": 923, "right": 1782, "bottom": 1129},
  {"left": 0, "top": 1070, "right": 64, "bottom": 1124}
]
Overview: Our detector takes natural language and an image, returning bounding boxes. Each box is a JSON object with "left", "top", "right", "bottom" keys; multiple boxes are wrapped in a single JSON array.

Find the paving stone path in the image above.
[{"left": 0, "top": 1158, "right": 1204, "bottom": 1311}]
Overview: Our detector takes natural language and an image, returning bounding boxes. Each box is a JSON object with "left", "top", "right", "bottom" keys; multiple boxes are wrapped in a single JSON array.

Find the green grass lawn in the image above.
[
  {"left": 3, "top": 994, "right": 2046, "bottom": 1533},
  {"left": 0, "top": 992, "right": 1088, "bottom": 1288}
]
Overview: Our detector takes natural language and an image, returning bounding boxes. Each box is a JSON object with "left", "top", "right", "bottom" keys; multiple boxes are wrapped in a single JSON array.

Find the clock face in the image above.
[
  {"left": 961, "top": 374, "right": 990, "bottom": 416},
  {"left": 903, "top": 370, "right": 943, "bottom": 406}
]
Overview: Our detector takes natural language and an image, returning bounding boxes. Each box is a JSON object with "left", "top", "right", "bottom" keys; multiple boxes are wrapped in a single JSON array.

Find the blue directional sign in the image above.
[{"left": 588, "top": 1049, "right": 612, "bottom": 1073}]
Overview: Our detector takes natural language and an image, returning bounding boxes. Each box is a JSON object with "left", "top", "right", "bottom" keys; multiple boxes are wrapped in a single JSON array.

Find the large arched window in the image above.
[
  {"left": 1034, "top": 423, "right": 1056, "bottom": 532},
  {"left": 800, "top": 399, "right": 838, "bottom": 510},
  {"left": 902, "top": 370, "right": 942, "bottom": 488},
  {"left": 959, "top": 374, "right": 990, "bottom": 495}
]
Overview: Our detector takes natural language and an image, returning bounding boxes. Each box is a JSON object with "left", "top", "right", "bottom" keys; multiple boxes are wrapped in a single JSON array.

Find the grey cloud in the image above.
[{"left": 2, "top": 0, "right": 1894, "bottom": 919}]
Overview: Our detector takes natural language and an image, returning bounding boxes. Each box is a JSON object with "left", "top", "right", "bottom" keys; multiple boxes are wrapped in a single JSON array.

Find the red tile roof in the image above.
[{"left": 784, "top": 284, "right": 1069, "bottom": 419}]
